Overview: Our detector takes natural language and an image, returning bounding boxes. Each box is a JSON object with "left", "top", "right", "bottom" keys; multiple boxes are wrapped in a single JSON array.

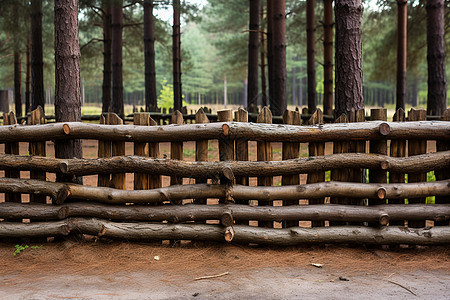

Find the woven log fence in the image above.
[{"left": 0, "top": 107, "right": 449, "bottom": 246}]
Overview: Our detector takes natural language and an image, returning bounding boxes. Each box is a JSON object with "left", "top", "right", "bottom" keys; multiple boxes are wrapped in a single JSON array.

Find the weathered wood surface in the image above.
[
  {"left": 1, "top": 178, "right": 449, "bottom": 204},
  {"left": 1, "top": 151, "right": 449, "bottom": 178},
  {"left": 97, "top": 114, "right": 112, "bottom": 187},
  {"left": 436, "top": 109, "right": 450, "bottom": 225},
  {"left": 1, "top": 202, "right": 448, "bottom": 224},
  {"left": 0, "top": 218, "right": 448, "bottom": 245},
  {"left": 3, "top": 112, "right": 21, "bottom": 203},
  {"left": 170, "top": 110, "right": 184, "bottom": 187},
  {"left": 133, "top": 113, "right": 151, "bottom": 190},
  {"left": 109, "top": 113, "right": 126, "bottom": 189},
  {"left": 28, "top": 106, "right": 47, "bottom": 203},
  {"left": 1, "top": 121, "right": 448, "bottom": 143},
  {"left": 0, "top": 178, "right": 69, "bottom": 204},
  {"left": 194, "top": 108, "right": 209, "bottom": 205}
]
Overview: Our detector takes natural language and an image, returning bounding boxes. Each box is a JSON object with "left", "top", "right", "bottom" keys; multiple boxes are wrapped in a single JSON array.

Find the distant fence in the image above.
[{"left": 0, "top": 106, "right": 449, "bottom": 246}]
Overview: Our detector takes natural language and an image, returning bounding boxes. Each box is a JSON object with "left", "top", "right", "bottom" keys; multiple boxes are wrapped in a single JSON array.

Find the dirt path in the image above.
[{"left": 0, "top": 242, "right": 448, "bottom": 299}]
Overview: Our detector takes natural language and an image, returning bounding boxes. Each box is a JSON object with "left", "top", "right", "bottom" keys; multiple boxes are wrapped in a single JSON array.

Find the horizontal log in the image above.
[
  {"left": 0, "top": 202, "right": 448, "bottom": 224},
  {"left": 1, "top": 151, "right": 449, "bottom": 177},
  {"left": 0, "top": 121, "right": 448, "bottom": 143},
  {"left": 0, "top": 178, "right": 69, "bottom": 204},
  {"left": 0, "top": 218, "right": 448, "bottom": 245},
  {"left": 0, "top": 178, "right": 449, "bottom": 204}
]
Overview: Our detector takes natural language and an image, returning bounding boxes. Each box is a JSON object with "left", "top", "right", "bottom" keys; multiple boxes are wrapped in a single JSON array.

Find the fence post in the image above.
[
  {"left": 305, "top": 109, "right": 325, "bottom": 227},
  {"left": 97, "top": 114, "right": 112, "bottom": 187},
  {"left": 109, "top": 113, "right": 126, "bottom": 190},
  {"left": 435, "top": 108, "right": 450, "bottom": 226},
  {"left": 234, "top": 108, "right": 249, "bottom": 225},
  {"left": 148, "top": 116, "right": 162, "bottom": 189},
  {"left": 217, "top": 109, "right": 234, "bottom": 205},
  {"left": 194, "top": 108, "right": 209, "bottom": 205},
  {"left": 407, "top": 108, "right": 427, "bottom": 228},
  {"left": 134, "top": 113, "right": 150, "bottom": 190},
  {"left": 28, "top": 106, "right": 46, "bottom": 203},
  {"left": 170, "top": 110, "right": 184, "bottom": 191},
  {"left": 3, "top": 112, "right": 20, "bottom": 203},
  {"left": 282, "top": 109, "right": 301, "bottom": 228},
  {"left": 257, "top": 107, "right": 273, "bottom": 228}
]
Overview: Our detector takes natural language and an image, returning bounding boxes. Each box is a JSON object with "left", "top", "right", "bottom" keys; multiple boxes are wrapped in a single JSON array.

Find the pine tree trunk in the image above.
[
  {"left": 323, "top": 0, "right": 333, "bottom": 116},
  {"left": 260, "top": 3, "right": 267, "bottom": 109},
  {"left": 144, "top": 0, "right": 157, "bottom": 112},
  {"left": 173, "top": 0, "right": 182, "bottom": 111},
  {"left": 426, "top": 0, "right": 447, "bottom": 116},
  {"left": 247, "top": 0, "right": 260, "bottom": 113},
  {"left": 25, "top": 33, "right": 31, "bottom": 114},
  {"left": 334, "top": 0, "right": 364, "bottom": 118},
  {"left": 111, "top": 0, "right": 124, "bottom": 118},
  {"left": 307, "top": 0, "right": 316, "bottom": 114},
  {"left": 102, "top": 0, "right": 112, "bottom": 113},
  {"left": 30, "top": 0, "right": 45, "bottom": 112},
  {"left": 266, "top": 0, "right": 273, "bottom": 109},
  {"left": 54, "top": 0, "right": 82, "bottom": 183},
  {"left": 396, "top": 0, "right": 407, "bottom": 110},
  {"left": 14, "top": 52, "right": 22, "bottom": 117},
  {"left": 270, "top": 0, "right": 286, "bottom": 116}
]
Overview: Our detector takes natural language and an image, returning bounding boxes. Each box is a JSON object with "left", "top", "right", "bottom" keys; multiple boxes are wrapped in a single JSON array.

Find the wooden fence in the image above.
[{"left": 0, "top": 106, "right": 449, "bottom": 246}]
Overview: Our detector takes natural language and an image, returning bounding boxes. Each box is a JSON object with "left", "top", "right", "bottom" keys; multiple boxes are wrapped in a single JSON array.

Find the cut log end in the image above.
[
  {"left": 379, "top": 123, "right": 391, "bottom": 136},
  {"left": 379, "top": 214, "right": 389, "bottom": 226},
  {"left": 221, "top": 211, "right": 234, "bottom": 227},
  {"left": 59, "top": 161, "right": 69, "bottom": 174},
  {"left": 224, "top": 226, "right": 234, "bottom": 242},
  {"left": 381, "top": 161, "right": 390, "bottom": 170},
  {"left": 222, "top": 166, "right": 235, "bottom": 181},
  {"left": 377, "top": 187, "right": 387, "bottom": 200},
  {"left": 63, "top": 124, "right": 71, "bottom": 135},
  {"left": 222, "top": 124, "right": 230, "bottom": 136}
]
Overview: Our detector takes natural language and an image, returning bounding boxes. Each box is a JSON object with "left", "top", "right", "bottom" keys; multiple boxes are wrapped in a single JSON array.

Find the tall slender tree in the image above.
[
  {"left": 30, "top": 0, "right": 45, "bottom": 111},
  {"left": 334, "top": 0, "right": 364, "bottom": 118},
  {"left": 270, "top": 0, "right": 287, "bottom": 115},
  {"left": 102, "top": 0, "right": 112, "bottom": 113},
  {"left": 396, "top": 0, "right": 407, "bottom": 110},
  {"left": 426, "top": 0, "right": 447, "bottom": 115},
  {"left": 54, "top": 0, "right": 82, "bottom": 182},
  {"left": 247, "top": 0, "right": 260, "bottom": 113},
  {"left": 267, "top": 0, "right": 274, "bottom": 109},
  {"left": 323, "top": 0, "right": 333, "bottom": 116},
  {"left": 25, "top": 33, "right": 31, "bottom": 114},
  {"left": 306, "top": 0, "right": 316, "bottom": 114},
  {"left": 260, "top": 3, "right": 267, "bottom": 107},
  {"left": 144, "top": 0, "right": 157, "bottom": 112},
  {"left": 173, "top": 0, "right": 182, "bottom": 111},
  {"left": 111, "top": 0, "right": 124, "bottom": 118}
]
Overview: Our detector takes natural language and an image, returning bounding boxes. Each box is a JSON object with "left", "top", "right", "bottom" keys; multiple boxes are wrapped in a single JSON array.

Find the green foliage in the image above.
[
  {"left": 157, "top": 79, "right": 187, "bottom": 110},
  {"left": 13, "top": 244, "right": 40, "bottom": 256}
]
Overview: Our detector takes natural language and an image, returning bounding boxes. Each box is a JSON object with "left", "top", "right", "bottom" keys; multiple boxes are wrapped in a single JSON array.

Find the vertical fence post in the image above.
[
  {"left": 109, "top": 113, "right": 126, "bottom": 190},
  {"left": 134, "top": 113, "right": 150, "bottom": 191},
  {"left": 282, "top": 109, "right": 301, "bottom": 228},
  {"left": 148, "top": 116, "right": 162, "bottom": 189},
  {"left": 407, "top": 108, "right": 427, "bottom": 228},
  {"left": 305, "top": 109, "right": 325, "bottom": 227},
  {"left": 217, "top": 109, "right": 234, "bottom": 204},
  {"left": 194, "top": 108, "right": 209, "bottom": 205},
  {"left": 3, "top": 112, "right": 21, "bottom": 203},
  {"left": 257, "top": 107, "right": 273, "bottom": 228},
  {"left": 435, "top": 108, "right": 450, "bottom": 226},
  {"left": 389, "top": 108, "right": 406, "bottom": 226},
  {"left": 97, "top": 114, "right": 112, "bottom": 187},
  {"left": 234, "top": 108, "right": 249, "bottom": 225},
  {"left": 170, "top": 110, "right": 184, "bottom": 192},
  {"left": 28, "top": 106, "right": 46, "bottom": 203}
]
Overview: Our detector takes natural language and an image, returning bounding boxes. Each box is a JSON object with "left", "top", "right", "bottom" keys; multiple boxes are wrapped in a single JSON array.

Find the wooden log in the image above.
[
  {"left": 3, "top": 112, "right": 21, "bottom": 203},
  {"left": 408, "top": 108, "right": 427, "bottom": 228},
  {"left": 1, "top": 151, "right": 449, "bottom": 178},
  {"left": 436, "top": 109, "right": 450, "bottom": 225},
  {"left": 97, "top": 114, "right": 112, "bottom": 187},
  {"left": 0, "top": 218, "right": 448, "bottom": 245},
  {"left": 1, "top": 121, "right": 449, "bottom": 143},
  {"left": 0, "top": 178, "right": 69, "bottom": 204},
  {"left": 305, "top": 109, "right": 325, "bottom": 227},
  {"left": 234, "top": 108, "right": 249, "bottom": 188},
  {"left": 217, "top": 109, "right": 234, "bottom": 204},
  {"left": 170, "top": 110, "right": 183, "bottom": 188},
  {"left": 28, "top": 106, "right": 46, "bottom": 203},
  {"left": 148, "top": 116, "right": 162, "bottom": 189},
  {"left": 1, "top": 202, "right": 448, "bottom": 224},
  {"left": 194, "top": 108, "right": 209, "bottom": 205},
  {"left": 257, "top": 107, "right": 273, "bottom": 227},
  {"left": 109, "top": 113, "right": 126, "bottom": 189},
  {"left": 133, "top": 113, "right": 150, "bottom": 190}
]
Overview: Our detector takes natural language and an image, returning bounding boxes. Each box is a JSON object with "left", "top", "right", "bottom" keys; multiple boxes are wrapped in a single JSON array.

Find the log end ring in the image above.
[
  {"left": 222, "top": 124, "right": 230, "bottom": 136},
  {"left": 377, "top": 187, "right": 387, "bottom": 200},
  {"left": 224, "top": 226, "right": 234, "bottom": 242},
  {"left": 379, "top": 123, "right": 391, "bottom": 136},
  {"left": 63, "top": 124, "right": 71, "bottom": 135},
  {"left": 379, "top": 214, "right": 389, "bottom": 226}
]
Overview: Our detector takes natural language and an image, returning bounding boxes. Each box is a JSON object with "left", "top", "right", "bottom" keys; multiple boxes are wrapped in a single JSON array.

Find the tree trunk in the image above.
[
  {"left": 102, "top": 0, "right": 112, "bottom": 113},
  {"left": 247, "top": 0, "right": 260, "bottom": 113},
  {"left": 111, "top": 0, "right": 124, "bottom": 118},
  {"left": 396, "top": 0, "right": 407, "bottom": 110},
  {"left": 260, "top": 3, "right": 267, "bottom": 109},
  {"left": 323, "top": 0, "right": 333, "bottom": 116},
  {"left": 270, "top": 0, "right": 287, "bottom": 116},
  {"left": 26, "top": 33, "right": 31, "bottom": 114},
  {"left": 144, "top": 0, "right": 157, "bottom": 112},
  {"left": 14, "top": 52, "right": 22, "bottom": 117},
  {"left": 30, "top": 0, "right": 45, "bottom": 112},
  {"left": 54, "top": 0, "right": 82, "bottom": 184},
  {"left": 266, "top": 0, "right": 274, "bottom": 110},
  {"left": 426, "top": 0, "right": 447, "bottom": 116},
  {"left": 334, "top": 0, "right": 364, "bottom": 118},
  {"left": 307, "top": 0, "right": 316, "bottom": 114},
  {"left": 173, "top": 0, "right": 182, "bottom": 111}
]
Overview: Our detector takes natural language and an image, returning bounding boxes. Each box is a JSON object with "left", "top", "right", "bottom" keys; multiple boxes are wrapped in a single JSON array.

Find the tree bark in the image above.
[
  {"left": 260, "top": 3, "right": 267, "bottom": 108},
  {"left": 307, "top": 0, "right": 316, "bottom": 114},
  {"left": 101, "top": 0, "right": 112, "bottom": 113},
  {"left": 247, "top": 0, "right": 260, "bottom": 112},
  {"left": 26, "top": 32, "right": 31, "bottom": 114},
  {"left": 111, "top": 0, "right": 124, "bottom": 118},
  {"left": 334, "top": 0, "right": 363, "bottom": 118},
  {"left": 323, "top": 0, "right": 333, "bottom": 116},
  {"left": 54, "top": 0, "right": 83, "bottom": 184},
  {"left": 14, "top": 52, "right": 22, "bottom": 117},
  {"left": 396, "top": 0, "right": 407, "bottom": 110},
  {"left": 30, "top": 0, "right": 45, "bottom": 112},
  {"left": 173, "top": 0, "right": 182, "bottom": 111},
  {"left": 144, "top": 0, "right": 157, "bottom": 112},
  {"left": 426, "top": 0, "right": 447, "bottom": 116},
  {"left": 270, "top": 0, "right": 287, "bottom": 115}
]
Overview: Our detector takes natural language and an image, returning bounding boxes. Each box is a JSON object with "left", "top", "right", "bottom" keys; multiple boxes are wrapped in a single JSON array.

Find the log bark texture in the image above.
[
  {"left": 0, "top": 121, "right": 448, "bottom": 143},
  {"left": 0, "top": 218, "right": 448, "bottom": 245}
]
